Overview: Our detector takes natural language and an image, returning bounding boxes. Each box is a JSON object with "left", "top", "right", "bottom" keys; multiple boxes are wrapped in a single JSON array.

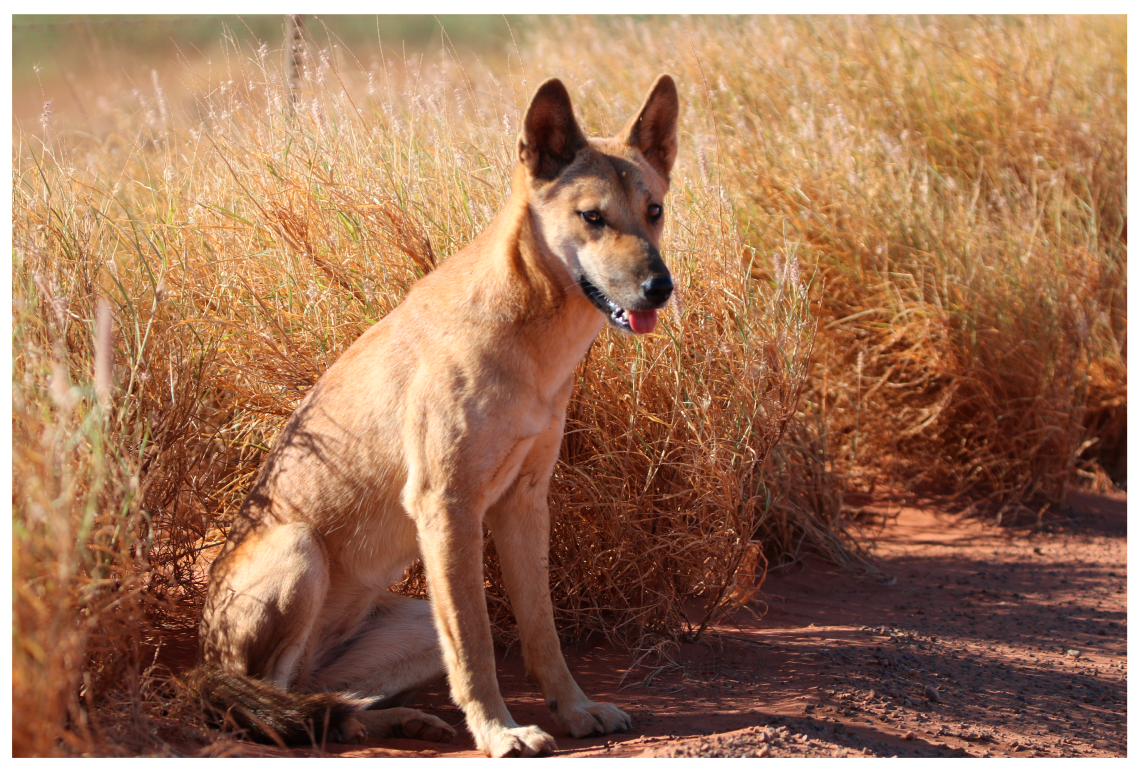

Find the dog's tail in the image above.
[{"left": 184, "top": 667, "right": 373, "bottom": 746}]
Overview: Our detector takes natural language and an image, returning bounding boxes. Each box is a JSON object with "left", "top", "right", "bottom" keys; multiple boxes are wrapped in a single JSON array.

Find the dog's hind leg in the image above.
[
  {"left": 305, "top": 594, "right": 456, "bottom": 743},
  {"left": 307, "top": 594, "right": 446, "bottom": 701},
  {"left": 200, "top": 522, "right": 329, "bottom": 688}
]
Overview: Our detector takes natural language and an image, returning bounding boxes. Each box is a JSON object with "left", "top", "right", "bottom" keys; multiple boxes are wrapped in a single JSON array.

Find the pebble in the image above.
[
  {"left": 903, "top": 731, "right": 915, "bottom": 741},
  {"left": 924, "top": 685, "right": 942, "bottom": 703},
  {"left": 756, "top": 745, "right": 770, "bottom": 758},
  {"left": 1066, "top": 649, "right": 1082, "bottom": 658}
]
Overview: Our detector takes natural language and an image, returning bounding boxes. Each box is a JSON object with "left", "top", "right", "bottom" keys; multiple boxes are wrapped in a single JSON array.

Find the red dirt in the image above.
[{"left": 174, "top": 490, "right": 1127, "bottom": 758}]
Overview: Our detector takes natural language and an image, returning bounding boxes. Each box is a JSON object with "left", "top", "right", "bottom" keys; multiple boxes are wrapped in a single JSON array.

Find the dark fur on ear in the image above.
[
  {"left": 620, "top": 74, "right": 680, "bottom": 180},
  {"left": 518, "top": 78, "right": 588, "bottom": 180}
]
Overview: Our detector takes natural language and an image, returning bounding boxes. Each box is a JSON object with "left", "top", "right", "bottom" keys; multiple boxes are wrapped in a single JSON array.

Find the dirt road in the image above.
[{"left": 208, "top": 490, "right": 1126, "bottom": 758}]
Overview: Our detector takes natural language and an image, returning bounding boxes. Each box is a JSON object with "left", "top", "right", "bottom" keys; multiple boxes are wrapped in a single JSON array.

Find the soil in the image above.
[{"left": 178, "top": 490, "right": 1127, "bottom": 758}]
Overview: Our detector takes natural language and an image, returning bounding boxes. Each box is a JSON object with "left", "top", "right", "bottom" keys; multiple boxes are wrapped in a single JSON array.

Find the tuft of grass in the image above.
[{"left": 11, "top": 15, "right": 1123, "bottom": 755}]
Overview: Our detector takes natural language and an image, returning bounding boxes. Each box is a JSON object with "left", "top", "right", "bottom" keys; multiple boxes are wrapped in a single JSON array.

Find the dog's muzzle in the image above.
[{"left": 578, "top": 272, "right": 672, "bottom": 334}]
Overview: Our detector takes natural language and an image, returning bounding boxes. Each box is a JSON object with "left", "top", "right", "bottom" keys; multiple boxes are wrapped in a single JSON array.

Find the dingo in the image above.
[{"left": 193, "top": 74, "right": 679, "bottom": 757}]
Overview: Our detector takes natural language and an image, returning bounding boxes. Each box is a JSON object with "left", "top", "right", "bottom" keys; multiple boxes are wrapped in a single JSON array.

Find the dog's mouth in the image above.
[{"left": 578, "top": 275, "right": 658, "bottom": 335}]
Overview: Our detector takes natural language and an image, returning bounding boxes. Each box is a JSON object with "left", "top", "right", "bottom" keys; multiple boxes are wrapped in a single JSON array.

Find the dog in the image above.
[{"left": 193, "top": 74, "right": 679, "bottom": 757}]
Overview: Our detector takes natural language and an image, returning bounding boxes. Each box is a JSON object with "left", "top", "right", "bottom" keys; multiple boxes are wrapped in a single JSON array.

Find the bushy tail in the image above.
[{"left": 184, "top": 667, "right": 373, "bottom": 746}]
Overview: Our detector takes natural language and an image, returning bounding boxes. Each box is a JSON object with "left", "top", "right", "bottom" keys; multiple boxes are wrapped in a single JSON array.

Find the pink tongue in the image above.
[{"left": 628, "top": 309, "right": 658, "bottom": 334}]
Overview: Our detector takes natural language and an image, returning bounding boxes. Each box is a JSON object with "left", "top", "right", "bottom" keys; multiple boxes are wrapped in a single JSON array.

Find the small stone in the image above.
[
  {"left": 924, "top": 685, "right": 942, "bottom": 703},
  {"left": 756, "top": 745, "right": 771, "bottom": 758},
  {"left": 1066, "top": 649, "right": 1082, "bottom": 658},
  {"left": 903, "top": 731, "right": 915, "bottom": 741}
]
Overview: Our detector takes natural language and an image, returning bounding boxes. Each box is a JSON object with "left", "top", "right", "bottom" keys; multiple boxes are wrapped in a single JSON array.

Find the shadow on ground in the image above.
[{"left": 166, "top": 491, "right": 1127, "bottom": 758}]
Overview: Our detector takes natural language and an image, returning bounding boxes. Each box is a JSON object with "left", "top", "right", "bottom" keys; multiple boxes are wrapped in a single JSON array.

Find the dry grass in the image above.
[
  {"left": 11, "top": 15, "right": 1124, "bottom": 755},
  {"left": 532, "top": 15, "right": 1126, "bottom": 511}
]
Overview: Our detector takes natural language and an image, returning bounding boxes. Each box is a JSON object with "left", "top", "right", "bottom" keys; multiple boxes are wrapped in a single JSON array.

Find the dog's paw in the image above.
[
  {"left": 334, "top": 716, "right": 370, "bottom": 744},
  {"left": 354, "top": 707, "right": 455, "bottom": 743},
  {"left": 398, "top": 713, "right": 456, "bottom": 743},
  {"left": 477, "top": 724, "right": 558, "bottom": 757},
  {"left": 556, "top": 701, "right": 632, "bottom": 739}
]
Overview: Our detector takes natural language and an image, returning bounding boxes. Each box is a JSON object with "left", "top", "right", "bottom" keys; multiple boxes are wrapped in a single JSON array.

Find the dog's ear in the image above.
[
  {"left": 518, "top": 78, "right": 587, "bottom": 180},
  {"left": 620, "top": 74, "right": 680, "bottom": 180}
]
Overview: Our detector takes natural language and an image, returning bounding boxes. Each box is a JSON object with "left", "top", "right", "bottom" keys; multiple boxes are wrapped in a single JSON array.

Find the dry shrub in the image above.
[
  {"left": 11, "top": 220, "right": 212, "bottom": 753},
  {"left": 698, "top": 15, "right": 1126, "bottom": 509}
]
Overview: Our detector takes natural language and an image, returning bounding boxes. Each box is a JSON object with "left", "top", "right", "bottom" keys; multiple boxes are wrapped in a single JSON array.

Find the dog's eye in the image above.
[
  {"left": 580, "top": 210, "right": 605, "bottom": 226},
  {"left": 648, "top": 203, "right": 663, "bottom": 221}
]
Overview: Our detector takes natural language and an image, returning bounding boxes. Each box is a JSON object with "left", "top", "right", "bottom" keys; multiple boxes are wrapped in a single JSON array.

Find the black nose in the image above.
[{"left": 641, "top": 274, "right": 673, "bottom": 306}]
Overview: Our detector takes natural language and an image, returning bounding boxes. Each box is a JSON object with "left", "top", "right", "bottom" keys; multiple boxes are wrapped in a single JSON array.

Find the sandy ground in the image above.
[{"left": 191, "top": 490, "right": 1127, "bottom": 758}]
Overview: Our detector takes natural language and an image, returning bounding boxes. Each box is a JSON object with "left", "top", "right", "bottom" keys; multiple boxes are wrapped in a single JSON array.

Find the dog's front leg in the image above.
[
  {"left": 486, "top": 429, "right": 632, "bottom": 740},
  {"left": 414, "top": 493, "right": 558, "bottom": 757}
]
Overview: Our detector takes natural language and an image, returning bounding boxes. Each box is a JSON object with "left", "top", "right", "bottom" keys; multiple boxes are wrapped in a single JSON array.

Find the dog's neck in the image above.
[
  {"left": 471, "top": 165, "right": 605, "bottom": 370},
  {"left": 473, "top": 168, "right": 585, "bottom": 310},
  {"left": 498, "top": 167, "right": 573, "bottom": 313}
]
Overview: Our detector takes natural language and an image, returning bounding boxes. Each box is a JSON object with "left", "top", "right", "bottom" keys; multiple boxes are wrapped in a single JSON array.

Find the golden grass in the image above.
[
  {"left": 12, "top": 15, "right": 1124, "bottom": 755},
  {"left": 533, "top": 15, "right": 1126, "bottom": 510}
]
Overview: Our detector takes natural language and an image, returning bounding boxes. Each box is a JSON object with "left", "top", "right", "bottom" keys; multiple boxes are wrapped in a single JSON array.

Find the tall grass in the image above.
[
  {"left": 531, "top": 14, "right": 1126, "bottom": 510},
  {"left": 11, "top": 15, "right": 1124, "bottom": 755}
]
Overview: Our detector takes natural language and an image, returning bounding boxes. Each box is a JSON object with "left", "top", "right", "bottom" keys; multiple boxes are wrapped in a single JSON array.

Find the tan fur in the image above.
[{"left": 199, "top": 75, "right": 680, "bottom": 757}]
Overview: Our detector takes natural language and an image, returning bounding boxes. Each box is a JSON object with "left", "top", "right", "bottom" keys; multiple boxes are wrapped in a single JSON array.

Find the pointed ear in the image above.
[
  {"left": 619, "top": 74, "right": 680, "bottom": 180},
  {"left": 517, "top": 78, "right": 588, "bottom": 180}
]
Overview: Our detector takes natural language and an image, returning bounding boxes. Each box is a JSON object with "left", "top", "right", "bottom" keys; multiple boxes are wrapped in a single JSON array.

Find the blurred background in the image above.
[{"left": 13, "top": 14, "right": 527, "bottom": 127}]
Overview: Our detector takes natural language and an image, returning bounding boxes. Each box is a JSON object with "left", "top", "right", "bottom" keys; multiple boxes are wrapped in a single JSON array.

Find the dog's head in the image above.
[{"left": 518, "top": 75, "right": 679, "bottom": 335}]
